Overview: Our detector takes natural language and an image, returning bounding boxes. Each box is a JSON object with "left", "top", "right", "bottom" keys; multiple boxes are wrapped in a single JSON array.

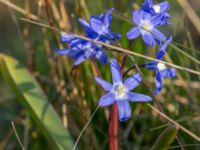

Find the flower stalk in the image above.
[{"left": 109, "top": 103, "right": 118, "bottom": 150}]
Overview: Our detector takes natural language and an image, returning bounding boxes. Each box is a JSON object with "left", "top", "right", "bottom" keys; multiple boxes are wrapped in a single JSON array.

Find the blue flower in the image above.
[
  {"left": 145, "top": 37, "right": 176, "bottom": 94},
  {"left": 142, "top": 0, "right": 170, "bottom": 25},
  {"left": 95, "top": 59, "right": 152, "bottom": 122},
  {"left": 56, "top": 9, "right": 121, "bottom": 65},
  {"left": 79, "top": 8, "right": 121, "bottom": 43},
  {"left": 126, "top": 10, "right": 167, "bottom": 47},
  {"left": 56, "top": 34, "right": 108, "bottom": 65}
]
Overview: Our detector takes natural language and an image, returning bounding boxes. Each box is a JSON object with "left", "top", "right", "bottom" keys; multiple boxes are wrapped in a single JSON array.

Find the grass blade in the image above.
[
  {"left": 0, "top": 54, "right": 73, "bottom": 150},
  {"left": 151, "top": 125, "right": 178, "bottom": 150}
]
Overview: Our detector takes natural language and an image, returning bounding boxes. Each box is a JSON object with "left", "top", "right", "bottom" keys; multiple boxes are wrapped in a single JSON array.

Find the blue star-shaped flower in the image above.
[
  {"left": 145, "top": 37, "right": 176, "bottom": 94},
  {"left": 79, "top": 8, "right": 121, "bottom": 43},
  {"left": 95, "top": 59, "right": 152, "bottom": 122},
  {"left": 56, "top": 34, "right": 107, "bottom": 65},
  {"left": 56, "top": 8, "right": 121, "bottom": 65},
  {"left": 126, "top": 10, "right": 167, "bottom": 47},
  {"left": 142, "top": 0, "right": 170, "bottom": 25}
]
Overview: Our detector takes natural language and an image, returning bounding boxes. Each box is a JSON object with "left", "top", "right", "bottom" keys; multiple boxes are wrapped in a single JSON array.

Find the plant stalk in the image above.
[{"left": 109, "top": 103, "right": 118, "bottom": 150}]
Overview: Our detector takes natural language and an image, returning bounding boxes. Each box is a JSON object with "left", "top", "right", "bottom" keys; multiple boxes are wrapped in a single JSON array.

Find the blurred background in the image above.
[{"left": 0, "top": 0, "right": 200, "bottom": 149}]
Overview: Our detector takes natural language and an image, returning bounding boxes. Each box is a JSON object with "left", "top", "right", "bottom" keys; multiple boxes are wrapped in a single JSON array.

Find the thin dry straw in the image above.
[
  {"left": 148, "top": 104, "right": 200, "bottom": 143},
  {"left": 11, "top": 121, "right": 25, "bottom": 150},
  {"left": 169, "top": 144, "right": 200, "bottom": 149},
  {"left": 72, "top": 105, "right": 100, "bottom": 150},
  {"left": 20, "top": 18, "right": 200, "bottom": 76},
  {"left": 0, "top": 0, "right": 39, "bottom": 20}
]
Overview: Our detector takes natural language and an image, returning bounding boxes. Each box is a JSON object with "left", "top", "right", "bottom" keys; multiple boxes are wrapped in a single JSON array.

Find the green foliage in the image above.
[
  {"left": 0, "top": 54, "right": 73, "bottom": 150},
  {"left": 151, "top": 125, "right": 178, "bottom": 150}
]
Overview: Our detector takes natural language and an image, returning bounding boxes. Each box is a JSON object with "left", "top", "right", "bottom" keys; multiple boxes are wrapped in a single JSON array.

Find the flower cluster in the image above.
[
  {"left": 56, "top": 9, "right": 120, "bottom": 65},
  {"left": 127, "top": 0, "right": 170, "bottom": 46},
  {"left": 126, "top": 0, "right": 176, "bottom": 95},
  {"left": 56, "top": 0, "right": 176, "bottom": 121}
]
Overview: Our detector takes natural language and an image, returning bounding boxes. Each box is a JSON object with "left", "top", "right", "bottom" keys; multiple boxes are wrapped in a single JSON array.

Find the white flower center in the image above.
[
  {"left": 140, "top": 20, "right": 153, "bottom": 34},
  {"left": 85, "top": 43, "right": 94, "bottom": 53},
  {"left": 98, "top": 26, "right": 107, "bottom": 35},
  {"left": 86, "top": 43, "right": 92, "bottom": 49},
  {"left": 95, "top": 51, "right": 102, "bottom": 59},
  {"left": 153, "top": 5, "right": 161, "bottom": 13},
  {"left": 112, "top": 82, "right": 127, "bottom": 100},
  {"left": 157, "top": 63, "right": 166, "bottom": 71}
]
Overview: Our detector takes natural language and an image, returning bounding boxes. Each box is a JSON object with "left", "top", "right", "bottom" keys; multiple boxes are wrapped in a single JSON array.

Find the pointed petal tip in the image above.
[
  {"left": 117, "top": 101, "right": 131, "bottom": 122},
  {"left": 98, "top": 93, "right": 115, "bottom": 107},
  {"left": 110, "top": 58, "right": 118, "bottom": 66}
]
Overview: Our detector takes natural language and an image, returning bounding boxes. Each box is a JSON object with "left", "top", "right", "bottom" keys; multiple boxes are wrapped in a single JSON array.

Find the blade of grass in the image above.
[
  {"left": 73, "top": 105, "right": 100, "bottom": 150},
  {"left": 169, "top": 144, "right": 200, "bottom": 149},
  {"left": 177, "top": 0, "right": 200, "bottom": 34},
  {"left": 151, "top": 125, "right": 179, "bottom": 150},
  {"left": 11, "top": 121, "right": 25, "bottom": 150},
  {"left": 147, "top": 104, "right": 200, "bottom": 143},
  {"left": 0, "top": 54, "right": 74, "bottom": 150},
  {"left": 150, "top": 116, "right": 193, "bottom": 131}
]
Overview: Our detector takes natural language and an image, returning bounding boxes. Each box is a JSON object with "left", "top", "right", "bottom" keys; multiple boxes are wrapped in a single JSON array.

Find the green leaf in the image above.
[
  {"left": 151, "top": 124, "right": 179, "bottom": 150},
  {"left": 0, "top": 54, "right": 73, "bottom": 150}
]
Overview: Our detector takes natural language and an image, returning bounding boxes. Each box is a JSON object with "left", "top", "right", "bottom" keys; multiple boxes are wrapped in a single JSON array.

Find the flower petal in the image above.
[
  {"left": 142, "top": 33, "right": 155, "bottom": 47},
  {"left": 110, "top": 32, "right": 121, "bottom": 41},
  {"left": 79, "top": 18, "right": 97, "bottom": 39},
  {"left": 55, "top": 48, "right": 71, "bottom": 55},
  {"left": 98, "top": 93, "right": 115, "bottom": 107},
  {"left": 156, "top": 50, "right": 165, "bottom": 60},
  {"left": 141, "top": 10, "right": 152, "bottom": 20},
  {"left": 156, "top": 36, "right": 172, "bottom": 60},
  {"left": 159, "top": 36, "right": 172, "bottom": 51},
  {"left": 104, "top": 8, "right": 113, "bottom": 28},
  {"left": 61, "top": 34, "right": 75, "bottom": 42},
  {"left": 90, "top": 17, "right": 106, "bottom": 34},
  {"left": 127, "top": 92, "right": 152, "bottom": 102},
  {"left": 95, "top": 77, "right": 113, "bottom": 91},
  {"left": 160, "top": 68, "right": 176, "bottom": 78},
  {"left": 151, "top": 13, "right": 165, "bottom": 27},
  {"left": 73, "top": 55, "right": 86, "bottom": 66},
  {"left": 110, "top": 59, "right": 122, "bottom": 83},
  {"left": 151, "top": 28, "right": 167, "bottom": 42},
  {"left": 142, "top": 0, "right": 154, "bottom": 14},
  {"left": 126, "top": 27, "right": 141, "bottom": 40},
  {"left": 156, "top": 2, "right": 170, "bottom": 13},
  {"left": 95, "top": 50, "right": 108, "bottom": 65},
  {"left": 124, "top": 72, "right": 142, "bottom": 90},
  {"left": 117, "top": 101, "right": 131, "bottom": 122},
  {"left": 133, "top": 11, "right": 141, "bottom": 25},
  {"left": 145, "top": 61, "right": 158, "bottom": 70},
  {"left": 154, "top": 72, "right": 163, "bottom": 94},
  {"left": 78, "top": 18, "right": 90, "bottom": 27}
]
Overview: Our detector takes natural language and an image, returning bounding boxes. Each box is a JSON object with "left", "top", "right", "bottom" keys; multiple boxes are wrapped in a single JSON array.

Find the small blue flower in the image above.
[
  {"left": 56, "top": 9, "right": 121, "bottom": 65},
  {"left": 95, "top": 59, "right": 152, "bottom": 122},
  {"left": 56, "top": 34, "right": 108, "bottom": 65},
  {"left": 79, "top": 8, "right": 121, "bottom": 43},
  {"left": 126, "top": 10, "right": 167, "bottom": 47},
  {"left": 142, "top": 0, "right": 170, "bottom": 25},
  {"left": 145, "top": 37, "right": 176, "bottom": 94}
]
